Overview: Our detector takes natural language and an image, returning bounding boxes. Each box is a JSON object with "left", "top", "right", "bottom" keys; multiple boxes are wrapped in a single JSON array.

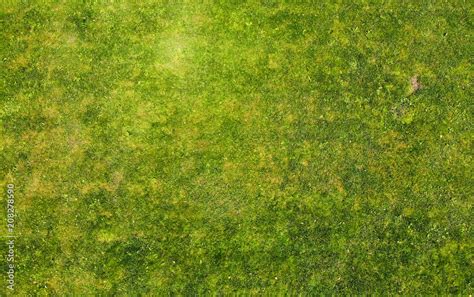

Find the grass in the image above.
[{"left": 0, "top": 1, "right": 472, "bottom": 295}]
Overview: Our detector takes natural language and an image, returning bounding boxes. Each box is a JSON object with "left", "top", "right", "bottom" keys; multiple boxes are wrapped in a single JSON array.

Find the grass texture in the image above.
[{"left": 0, "top": 1, "right": 472, "bottom": 295}]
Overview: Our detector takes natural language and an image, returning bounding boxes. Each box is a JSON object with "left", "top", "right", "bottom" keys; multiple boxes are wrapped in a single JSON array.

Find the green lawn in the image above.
[{"left": 1, "top": 1, "right": 472, "bottom": 295}]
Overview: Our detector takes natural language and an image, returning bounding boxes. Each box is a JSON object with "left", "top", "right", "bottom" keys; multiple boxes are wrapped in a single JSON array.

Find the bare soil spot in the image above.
[{"left": 410, "top": 75, "right": 422, "bottom": 94}]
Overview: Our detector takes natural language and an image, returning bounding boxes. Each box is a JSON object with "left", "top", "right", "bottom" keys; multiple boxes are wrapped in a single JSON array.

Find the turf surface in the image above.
[{"left": 0, "top": 1, "right": 472, "bottom": 295}]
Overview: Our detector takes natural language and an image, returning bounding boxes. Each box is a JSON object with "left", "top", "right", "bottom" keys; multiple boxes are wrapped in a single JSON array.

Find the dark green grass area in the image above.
[{"left": 0, "top": 1, "right": 472, "bottom": 295}]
